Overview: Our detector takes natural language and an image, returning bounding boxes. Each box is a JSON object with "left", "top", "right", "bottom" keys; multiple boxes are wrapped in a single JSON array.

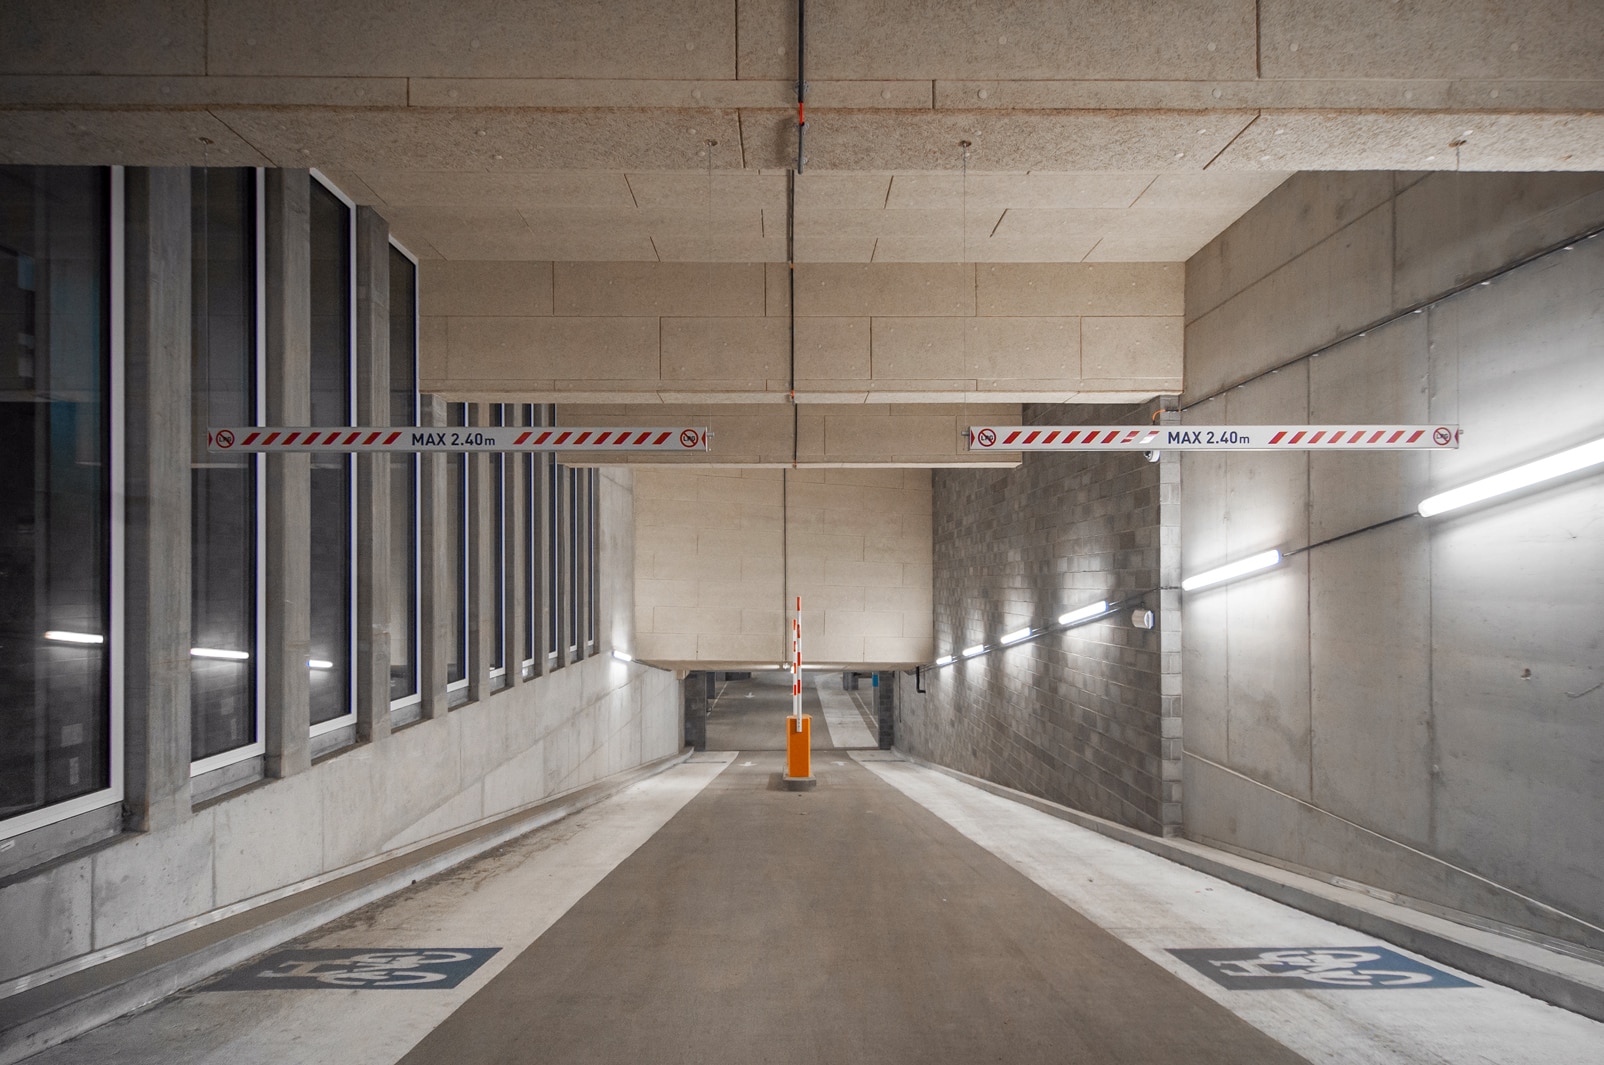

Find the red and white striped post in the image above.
[{"left": 784, "top": 596, "right": 814, "bottom": 788}]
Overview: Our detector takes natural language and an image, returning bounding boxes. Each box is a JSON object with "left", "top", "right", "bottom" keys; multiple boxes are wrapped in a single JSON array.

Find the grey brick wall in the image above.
[{"left": 896, "top": 400, "right": 1182, "bottom": 835}]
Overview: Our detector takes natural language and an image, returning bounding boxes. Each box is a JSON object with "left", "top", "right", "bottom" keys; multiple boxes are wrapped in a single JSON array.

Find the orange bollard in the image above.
[{"left": 783, "top": 714, "right": 816, "bottom": 790}]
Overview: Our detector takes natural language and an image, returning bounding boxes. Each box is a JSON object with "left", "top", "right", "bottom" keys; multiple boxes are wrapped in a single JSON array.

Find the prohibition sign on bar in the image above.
[
  {"left": 209, "top": 427, "right": 712, "bottom": 453},
  {"left": 966, "top": 425, "right": 1460, "bottom": 452}
]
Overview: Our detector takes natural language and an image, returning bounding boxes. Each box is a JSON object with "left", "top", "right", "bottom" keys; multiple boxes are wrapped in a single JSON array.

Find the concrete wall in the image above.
[
  {"left": 897, "top": 400, "right": 1181, "bottom": 834},
  {"left": 418, "top": 260, "right": 1182, "bottom": 407},
  {"left": 632, "top": 466, "right": 933, "bottom": 667},
  {"left": 1181, "top": 171, "right": 1604, "bottom": 944},
  {"left": 0, "top": 653, "right": 679, "bottom": 985}
]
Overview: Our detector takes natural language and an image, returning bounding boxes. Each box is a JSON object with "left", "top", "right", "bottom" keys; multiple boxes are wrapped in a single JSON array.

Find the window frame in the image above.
[
  {"left": 386, "top": 235, "right": 422, "bottom": 715},
  {"left": 189, "top": 167, "right": 268, "bottom": 778},
  {"left": 488, "top": 404, "right": 508, "bottom": 684},
  {"left": 446, "top": 401, "right": 471, "bottom": 696},
  {"left": 306, "top": 169, "right": 359, "bottom": 739},
  {"left": 1, "top": 166, "right": 126, "bottom": 841}
]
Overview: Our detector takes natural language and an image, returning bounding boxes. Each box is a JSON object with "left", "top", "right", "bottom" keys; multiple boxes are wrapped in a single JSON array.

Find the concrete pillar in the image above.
[
  {"left": 418, "top": 394, "right": 449, "bottom": 719},
  {"left": 468, "top": 403, "right": 492, "bottom": 701},
  {"left": 683, "top": 671, "right": 708, "bottom": 751},
  {"left": 1157, "top": 401, "right": 1183, "bottom": 836},
  {"left": 874, "top": 671, "right": 895, "bottom": 750},
  {"left": 122, "top": 167, "right": 193, "bottom": 830},
  {"left": 505, "top": 408, "right": 528, "bottom": 685},
  {"left": 263, "top": 169, "right": 312, "bottom": 778},
  {"left": 529, "top": 406, "right": 553, "bottom": 677},
  {"left": 354, "top": 207, "right": 391, "bottom": 743}
]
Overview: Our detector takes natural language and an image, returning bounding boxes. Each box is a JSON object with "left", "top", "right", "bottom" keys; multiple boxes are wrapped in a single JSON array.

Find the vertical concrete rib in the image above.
[
  {"left": 122, "top": 167, "right": 193, "bottom": 829},
  {"left": 354, "top": 207, "right": 392, "bottom": 743},
  {"left": 468, "top": 403, "right": 492, "bottom": 702},
  {"left": 418, "top": 394, "right": 449, "bottom": 718},
  {"left": 264, "top": 169, "right": 312, "bottom": 777}
]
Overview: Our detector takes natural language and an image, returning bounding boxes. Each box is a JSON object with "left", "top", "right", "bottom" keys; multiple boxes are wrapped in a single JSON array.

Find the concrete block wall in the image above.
[
  {"left": 418, "top": 260, "right": 1182, "bottom": 406},
  {"left": 897, "top": 401, "right": 1180, "bottom": 834},
  {"left": 1181, "top": 170, "right": 1604, "bottom": 943},
  {"left": 632, "top": 466, "right": 934, "bottom": 667}
]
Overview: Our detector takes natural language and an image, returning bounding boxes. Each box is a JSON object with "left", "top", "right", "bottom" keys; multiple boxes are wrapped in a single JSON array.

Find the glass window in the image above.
[
  {"left": 0, "top": 166, "right": 113, "bottom": 826},
  {"left": 387, "top": 244, "right": 419, "bottom": 706},
  {"left": 190, "top": 168, "right": 258, "bottom": 764},
  {"left": 490, "top": 404, "right": 506, "bottom": 678},
  {"left": 307, "top": 177, "right": 352, "bottom": 727},
  {"left": 446, "top": 402, "right": 468, "bottom": 688}
]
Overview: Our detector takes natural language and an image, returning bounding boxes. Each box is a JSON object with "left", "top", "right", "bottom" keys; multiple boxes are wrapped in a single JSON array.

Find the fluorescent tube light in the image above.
[
  {"left": 1181, "top": 549, "right": 1283, "bottom": 592},
  {"left": 44, "top": 630, "right": 104, "bottom": 645},
  {"left": 1418, "top": 437, "right": 1604, "bottom": 517},
  {"left": 191, "top": 647, "right": 250, "bottom": 661},
  {"left": 611, "top": 650, "right": 633, "bottom": 662},
  {"left": 307, "top": 659, "right": 335, "bottom": 670},
  {"left": 1058, "top": 600, "right": 1109, "bottom": 626},
  {"left": 962, "top": 643, "right": 987, "bottom": 658},
  {"left": 934, "top": 655, "right": 954, "bottom": 666},
  {"left": 1001, "top": 626, "right": 1033, "bottom": 645}
]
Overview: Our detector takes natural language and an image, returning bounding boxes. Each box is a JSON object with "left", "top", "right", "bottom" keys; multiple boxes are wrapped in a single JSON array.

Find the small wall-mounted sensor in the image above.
[
  {"left": 1143, "top": 450, "right": 1162, "bottom": 463},
  {"left": 1131, "top": 608, "right": 1155, "bottom": 630}
]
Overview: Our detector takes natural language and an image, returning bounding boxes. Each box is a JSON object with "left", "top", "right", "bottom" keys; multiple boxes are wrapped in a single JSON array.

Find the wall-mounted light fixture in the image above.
[
  {"left": 191, "top": 647, "right": 250, "bottom": 661},
  {"left": 1418, "top": 436, "right": 1604, "bottom": 517},
  {"left": 307, "top": 659, "right": 335, "bottom": 670},
  {"left": 611, "top": 649, "right": 634, "bottom": 663},
  {"left": 1181, "top": 549, "right": 1282, "bottom": 592},
  {"left": 44, "top": 630, "right": 105, "bottom": 645},
  {"left": 934, "top": 655, "right": 955, "bottom": 667},
  {"left": 1130, "top": 608, "right": 1155, "bottom": 630},
  {"left": 1000, "top": 626, "right": 1033, "bottom": 645},
  {"left": 1058, "top": 600, "right": 1109, "bottom": 626},
  {"left": 961, "top": 643, "right": 987, "bottom": 658}
]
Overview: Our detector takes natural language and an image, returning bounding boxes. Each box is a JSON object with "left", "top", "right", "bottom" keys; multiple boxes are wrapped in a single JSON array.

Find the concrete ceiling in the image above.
[
  {"left": 334, "top": 168, "right": 1292, "bottom": 264},
  {"left": 3, "top": 0, "right": 1600, "bottom": 462}
]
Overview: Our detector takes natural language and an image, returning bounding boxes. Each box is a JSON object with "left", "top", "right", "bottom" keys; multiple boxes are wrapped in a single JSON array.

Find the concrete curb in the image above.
[
  {"left": 0, "top": 750, "right": 692, "bottom": 1065},
  {"left": 892, "top": 751, "right": 1604, "bottom": 1024}
]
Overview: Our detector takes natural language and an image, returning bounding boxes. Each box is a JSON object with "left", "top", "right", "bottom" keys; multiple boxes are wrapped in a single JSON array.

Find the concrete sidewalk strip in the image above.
[
  {"left": 858, "top": 755, "right": 1604, "bottom": 1065},
  {"left": 811, "top": 676, "right": 878, "bottom": 749},
  {"left": 16, "top": 756, "right": 736, "bottom": 1065}
]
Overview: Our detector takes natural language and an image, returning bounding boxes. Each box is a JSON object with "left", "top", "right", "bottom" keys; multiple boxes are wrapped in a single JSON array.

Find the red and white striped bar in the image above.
[
  {"left": 967, "top": 425, "right": 1460, "bottom": 452},
  {"left": 208, "top": 426, "right": 711, "bottom": 453}
]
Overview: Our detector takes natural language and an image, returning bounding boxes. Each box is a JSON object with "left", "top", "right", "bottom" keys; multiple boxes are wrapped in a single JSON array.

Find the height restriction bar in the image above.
[
  {"left": 208, "top": 427, "right": 712, "bottom": 453},
  {"left": 967, "top": 425, "right": 1460, "bottom": 452}
]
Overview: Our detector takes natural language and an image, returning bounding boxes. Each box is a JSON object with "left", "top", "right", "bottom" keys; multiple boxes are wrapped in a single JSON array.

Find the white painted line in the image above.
[
  {"left": 812, "top": 677, "right": 877, "bottom": 749},
  {"left": 856, "top": 757, "right": 1604, "bottom": 1065},
  {"left": 25, "top": 756, "right": 736, "bottom": 1065}
]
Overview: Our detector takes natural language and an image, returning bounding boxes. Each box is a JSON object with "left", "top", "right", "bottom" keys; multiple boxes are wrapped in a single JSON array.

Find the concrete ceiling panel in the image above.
[
  {"left": 408, "top": 78, "right": 791, "bottom": 109},
  {"left": 1082, "top": 317, "right": 1183, "bottom": 386},
  {"left": 660, "top": 318, "right": 790, "bottom": 388},
  {"left": 213, "top": 108, "right": 745, "bottom": 172},
  {"left": 0, "top": 75, "right": 410, "bottom": 108},
  {"left": 794, "top": 263, "right": 974, "bottom": 317},
  {"left": 885, "top": 172, "right": 1156, "bottom": 210},
  {"left": 649, "top": 234, "right": 788, "bottom": 262},
  {"left": 1133, "top": 172, "right": 1293, "bottom": 210},
  {"left": 0, "top": 110, "right": 270, "bottom": 167},
  {"left": 1212, "top": 111, "right": 1604, "bottom": 172},
  {"left": 1260, "top": 0, "right": 1604, "bottom": 80},
  {"left": 378, "top": 207, "right": 545, "bottom": 260},
  {"left": 796, "top": 0, "right": 1256, "bottom": 81},
  {"left": 798, "top": 112, "right": 1259, "bottom": 171},
  {"left": 359, "top": 171, "right": 637, "bottom": 208},
  {"left": 0, "top": 1, "right": 205, "bottom": 76},
  {"left": 791, "top": 236, "right": 879, "bottom": 263},
  {"left": 318, "top": 170, "right": 387, "bottom": 206},
  {"left": 626, "top": 171, "right": 787, "bottom": 211},
  {"left": 1083, "top": 208, "right": 1261, "bottom": 262},
  {"left": 796, "top": 173, "right": 895, "bottom": 210},
  {"left": 206, "top": 0, "right": 736, "bottom": 80}
]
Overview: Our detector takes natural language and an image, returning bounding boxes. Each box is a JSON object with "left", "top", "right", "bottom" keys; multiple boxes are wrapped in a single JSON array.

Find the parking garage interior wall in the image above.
[
  {"left": 896, "top": 400, "right": 1180, "bottom": 834},
  {"left": 1180, "top": 171, "right": 1604, "bottom": 944},
  {"left": 632, "top": 466, "right": 934, "bottom": 667}
]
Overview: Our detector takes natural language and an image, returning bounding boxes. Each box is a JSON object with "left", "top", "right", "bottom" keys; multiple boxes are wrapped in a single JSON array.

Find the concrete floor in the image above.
[
  {"left": 705, "top": 672, "right": 877, "bottom": 752},
  {"left": 25, "top": 748, "right": 1604, "bottom": 1065}
]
